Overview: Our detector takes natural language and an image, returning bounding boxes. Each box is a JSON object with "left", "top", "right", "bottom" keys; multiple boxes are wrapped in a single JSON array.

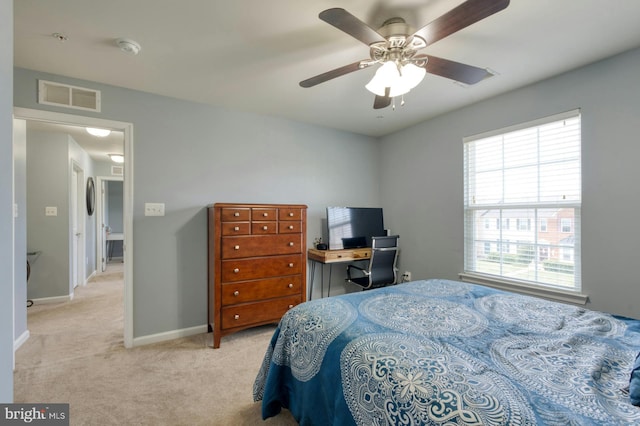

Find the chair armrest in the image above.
[{"left": 346, "top": 264, "right": 369, "bottom": 280}]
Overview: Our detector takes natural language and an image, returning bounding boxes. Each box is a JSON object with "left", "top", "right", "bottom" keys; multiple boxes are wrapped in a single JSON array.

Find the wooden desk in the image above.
[
  {"left": 308, "top": 248, "right": 372, "bottom": 299},
  {"left": 308, "top": 248, "right": 371, "bottom": 263},
  {"left": 106, "top": 232, "right": 124, "bottom": 261}
]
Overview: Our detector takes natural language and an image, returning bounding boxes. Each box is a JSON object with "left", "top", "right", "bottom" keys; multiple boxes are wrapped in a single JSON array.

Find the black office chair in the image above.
[{"left": 346, "top": 235, "right": 399, "bottom": 290}]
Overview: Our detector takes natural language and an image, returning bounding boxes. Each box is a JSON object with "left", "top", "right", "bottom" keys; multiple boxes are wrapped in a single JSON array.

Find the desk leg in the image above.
[
  {"left": 308, "top": 261, "right": 316, "bottom": 301},
  {"left": 327, "top": 265, "right": 332, "bottom": 297}
]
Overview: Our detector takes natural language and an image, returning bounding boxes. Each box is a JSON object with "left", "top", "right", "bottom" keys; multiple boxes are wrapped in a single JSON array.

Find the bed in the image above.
[{"left": 253, "top": 279, "right": 640, "bottom": 425}]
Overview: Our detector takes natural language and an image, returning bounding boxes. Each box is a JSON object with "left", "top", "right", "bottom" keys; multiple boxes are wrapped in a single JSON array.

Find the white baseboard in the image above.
[
  {"left": 14, "top": 329, "right": 30, "bottom": 351},
  {"left": 30, "top": 294, "right": 72, "bottom": 305},
  {"left": 131, "top": 324, "right": 209, "bottom": 347},
  {"left": 85, "top": 270, "right": 96, "bottom": 285}
]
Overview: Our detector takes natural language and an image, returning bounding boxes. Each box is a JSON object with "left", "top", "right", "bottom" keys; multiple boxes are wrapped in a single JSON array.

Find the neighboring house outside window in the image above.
[{"left": 463, "top": 110, "right": 581, "bottom": 291}]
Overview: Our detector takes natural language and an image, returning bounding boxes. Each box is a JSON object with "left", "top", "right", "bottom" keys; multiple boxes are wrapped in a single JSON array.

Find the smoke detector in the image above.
[{"left": 116, "top": 38, "right": 141, "bottom": 55}]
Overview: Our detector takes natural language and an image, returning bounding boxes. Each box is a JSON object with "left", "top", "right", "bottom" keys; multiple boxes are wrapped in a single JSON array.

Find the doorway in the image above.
[
  {"left": 13, "top": 107, "right": 134, "bottom": 348},
  {"left": 97, "top": 176, "right": 124, "bottom": 273}
]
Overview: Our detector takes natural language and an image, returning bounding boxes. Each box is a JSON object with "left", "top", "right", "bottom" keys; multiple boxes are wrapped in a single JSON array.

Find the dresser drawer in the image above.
[
  {"left": 221, "top": 208, "right": 250, "bottom": 221},
  {"left": 252, "top": 221, "right": 277, "bottom": 234},
  {"left": 221, "top": 254, "right": 302, "bottom": 282},
  {"left": 221, "top": 276, "right": 301, "bottom": 305},
  {"left": 221, "top": 222, "right": 250, "bottom": 235},
  {"left": 279, "top": 208, "right": 302, "bottom": 221},
  {"left": 221, "top": 295, "right": 300, "bottom": 329},
  {"left": 252, "top": 208, "right": 276, "bottom": 221},
  {"left": 279, "top": 221, "right": 302, "bottom": 233},
  {"left": 221, "top": 234, "right": 302, "bottom": 259}
]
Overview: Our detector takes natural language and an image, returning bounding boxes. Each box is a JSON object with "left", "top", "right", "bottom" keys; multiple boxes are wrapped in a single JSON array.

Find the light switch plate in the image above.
[
  {"left": 45, "top": 206, "right": 57, "bottom": 216},
  {"left": 144, "top": 203, "right": 165, "bottom": 216}
]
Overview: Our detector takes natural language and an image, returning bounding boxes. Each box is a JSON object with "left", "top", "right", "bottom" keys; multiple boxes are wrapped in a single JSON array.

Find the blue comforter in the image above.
[{"left": 253, "top": 279, "right": 640, "bottom": 425}]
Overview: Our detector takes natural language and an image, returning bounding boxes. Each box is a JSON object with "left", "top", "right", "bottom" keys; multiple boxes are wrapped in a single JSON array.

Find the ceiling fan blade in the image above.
[
  {"left": 373, "top": 88, "right": 392, "bottom": 109},
  {"left": 300, "top": 60, "right": 371, "bottom": 88},
  {"left": 319, "top": 8, "right": 385, "bottom": 46},
  {"left": 412, "top": 0, "right": 510, "bottom": 46},
  {"left": 422, "top": 55, "right": 492, "bottom": 85}
]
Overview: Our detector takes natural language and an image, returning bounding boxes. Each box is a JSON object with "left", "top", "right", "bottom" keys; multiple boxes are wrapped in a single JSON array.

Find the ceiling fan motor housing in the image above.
[{"left": 370, "top": 18, "right": 427, "bottom": 63}]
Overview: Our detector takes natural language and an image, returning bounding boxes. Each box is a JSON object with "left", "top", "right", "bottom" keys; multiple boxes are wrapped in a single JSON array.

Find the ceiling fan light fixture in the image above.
[
  {"left": 401, "top": 63, "right": 426, "bottom": 89},
  {"left": 86, "top": 127, "right": 111, "bottom": 137},
  {"left": 365, "top": 62, "right": 425, "bottom": 97}
]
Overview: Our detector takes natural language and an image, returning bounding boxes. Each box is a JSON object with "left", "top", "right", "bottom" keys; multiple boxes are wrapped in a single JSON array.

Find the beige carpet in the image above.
[{"left": 14, "top": 269, "right": 297, "bottom": 425}]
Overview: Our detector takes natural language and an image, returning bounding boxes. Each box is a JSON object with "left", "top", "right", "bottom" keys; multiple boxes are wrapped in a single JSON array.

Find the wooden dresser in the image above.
[{"left": 208, "top": 203, "right": 307, "bottom": 348}]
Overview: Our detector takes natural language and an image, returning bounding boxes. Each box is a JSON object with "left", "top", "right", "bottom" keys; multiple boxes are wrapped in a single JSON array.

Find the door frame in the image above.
[
  {"left": 71, "top": 162, "right": 85, "bottom": 289},
  {"left": 96, "top": 175, "right": 123, "bottom": 273},
  {"left": 13, "top": 107, "right": 134, "bottom": 349}
]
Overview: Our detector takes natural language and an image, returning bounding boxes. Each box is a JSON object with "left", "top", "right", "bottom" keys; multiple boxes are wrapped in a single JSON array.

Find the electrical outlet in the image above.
[
  {"left": 144, "top": 202, "right": 165, "bottom": 216},
  {"left": 402, "top": 271, "right": 412, "bottom": 282},
  {"left": 45, "top": 206, "right": 58, "bottom": 216}
]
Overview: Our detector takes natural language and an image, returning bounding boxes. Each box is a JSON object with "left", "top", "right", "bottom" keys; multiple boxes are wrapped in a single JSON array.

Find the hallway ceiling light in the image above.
[
  {"left": 108, "top": 154, "right": 124, "bottom": 163},
  {"left": 86, "top": 127, "right": 111, "bottom": 137}
]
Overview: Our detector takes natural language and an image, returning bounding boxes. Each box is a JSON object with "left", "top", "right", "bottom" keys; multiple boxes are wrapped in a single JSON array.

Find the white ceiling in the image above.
[
  {"left": 25, "top": 120, "right": 123, "bottom": 162},
  {"left": 14, "top": 0, "right": 640, "bottom": 140}
]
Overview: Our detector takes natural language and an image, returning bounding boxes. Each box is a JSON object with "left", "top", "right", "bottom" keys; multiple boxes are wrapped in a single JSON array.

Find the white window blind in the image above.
[{"left": 463, "top": 110, "right": 581, "bottom": 291}]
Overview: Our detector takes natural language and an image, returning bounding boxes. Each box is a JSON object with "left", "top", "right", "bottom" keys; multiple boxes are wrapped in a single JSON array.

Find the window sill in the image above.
[{"left": 458, "top": 272, "right": 589, "bottom": 306}]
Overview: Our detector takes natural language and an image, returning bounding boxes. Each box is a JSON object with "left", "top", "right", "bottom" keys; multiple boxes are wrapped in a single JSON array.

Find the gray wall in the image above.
[
  {"left": 26, "top": 131, "right": 70, "bottom": 298},
  {"left": 106, "top": 180, "right": 123, "bottom": 257},
  {"left": 107, "top": 181, "right": 123, "bottom": 233},
  {"left": 26, "top": 130, "right": 97, "bottom": 299},
  {"left": 14, "top": 68, "right": 380, "bottom": 339},
  {"left": 1, "top": 0, "right": 13, "bottom": 402},
  {"left": 380, "top": 47, "right": 640, "bottom": 319}
]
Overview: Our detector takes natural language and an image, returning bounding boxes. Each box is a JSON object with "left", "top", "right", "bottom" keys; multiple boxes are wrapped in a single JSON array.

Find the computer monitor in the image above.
[{"left": 326, "top": 207, "right": 385, "bottom": 250}]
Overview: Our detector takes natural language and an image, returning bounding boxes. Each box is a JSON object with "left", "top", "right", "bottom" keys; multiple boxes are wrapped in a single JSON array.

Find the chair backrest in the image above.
[{"left": 368, "top": 235, "right": 399, "bottom": 287}]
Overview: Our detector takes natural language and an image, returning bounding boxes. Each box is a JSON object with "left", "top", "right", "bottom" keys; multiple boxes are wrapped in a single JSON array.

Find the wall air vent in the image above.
[
  {"left": 111, "top": 166, "right": 124, "bottom": 176},
  {"left": 38, "top": 80, "right": 101, "bottom": 112}
]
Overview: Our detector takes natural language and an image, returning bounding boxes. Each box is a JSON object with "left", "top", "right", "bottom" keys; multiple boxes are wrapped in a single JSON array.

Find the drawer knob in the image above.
[
  {"left": 234, "top": 212, "right": 240, "bottom": 217},
  {"left": 289, "top": 242, "right": 294, "bottom": 246},
  {"left": 288, "top": 283, "right": 293, "bottom": 288},
  {"left": 234, "top": 245, "right": 240, "bottom": 250},
  {"left": 234, "top": 226, "right": 240, "bottom": 231},
  {"left": 289, "top": 212, "right": 294, "bottom": 217},
  {"left": 288, "top": 263, "right": 294, "bottom": 268},
  {"left": 233, "top": 290, "right": 239, "bottom": 296},
  {"left": 288, "top": 225, "right": 294, "bottom": 230},
  {"left": 234, "top": 314, "right": 240, "bottom": 320},
  {"left": 288, "top": 304, "right": 294, "bottom": 309},
  {"left": 263, "top": 212, "right": 268, "bottom": 217},
  {"left": 233, "top": 268, "right": 239, "bottom": 273},
  {"left": 263, "top": 225, "right": 268, "bottom": 230}
]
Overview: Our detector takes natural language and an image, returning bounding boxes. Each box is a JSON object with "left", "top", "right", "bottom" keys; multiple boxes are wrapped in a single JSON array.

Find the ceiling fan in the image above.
[{"left": 300, "top": 0, "right": 510, "bottom": 109}]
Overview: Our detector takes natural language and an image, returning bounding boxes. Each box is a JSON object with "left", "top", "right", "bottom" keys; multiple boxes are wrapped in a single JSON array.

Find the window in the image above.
[
  {"left": 517, "top": 218, "right": 531, "bottom": 231},
  {"left": 464, "top": 110, "right": 581, "bottom": 291}
]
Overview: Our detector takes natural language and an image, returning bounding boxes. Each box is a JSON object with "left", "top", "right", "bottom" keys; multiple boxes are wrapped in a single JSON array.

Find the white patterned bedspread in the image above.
[{"left": 253, "top": 279, "right": 640, "bottom": 425}]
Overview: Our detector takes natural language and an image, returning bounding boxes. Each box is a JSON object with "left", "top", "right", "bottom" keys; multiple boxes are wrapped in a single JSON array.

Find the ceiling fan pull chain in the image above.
[
  {"left": 392, "top": 98, "right": 396, "bottom": 110},
  {"left": 401, "top": 95, "right": 405, "bottom": 107}
]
